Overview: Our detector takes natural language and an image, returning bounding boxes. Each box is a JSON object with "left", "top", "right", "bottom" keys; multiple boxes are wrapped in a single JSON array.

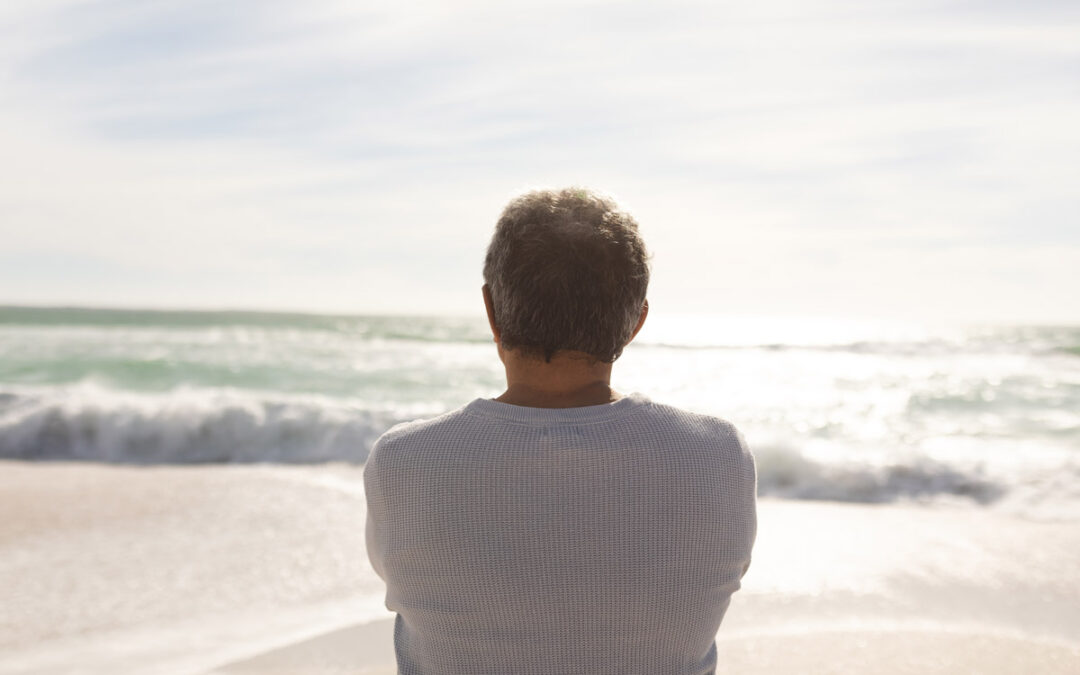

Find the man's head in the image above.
[{"left": 483, "top": 187, "right": 650, "bottom": 364}]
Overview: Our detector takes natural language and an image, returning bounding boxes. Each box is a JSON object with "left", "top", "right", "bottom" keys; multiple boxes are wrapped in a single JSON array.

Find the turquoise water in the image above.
[{"left": 2, "top": 305, "right": 1078, "bottom": 512}]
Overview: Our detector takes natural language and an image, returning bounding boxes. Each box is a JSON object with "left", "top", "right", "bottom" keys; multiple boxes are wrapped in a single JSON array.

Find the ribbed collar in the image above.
[{"left": 464, "top": 391, "right": 650, "bottom": 426}]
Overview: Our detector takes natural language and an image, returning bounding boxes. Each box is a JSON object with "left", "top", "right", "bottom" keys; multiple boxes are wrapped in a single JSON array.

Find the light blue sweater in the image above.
[{"left": 364, "top": 392, "right": 757, "bottom": 675}]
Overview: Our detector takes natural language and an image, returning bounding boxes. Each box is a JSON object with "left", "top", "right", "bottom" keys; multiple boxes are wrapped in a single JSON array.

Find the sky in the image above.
[{"left": 1, "top": 0, "right": 1078, "bottom": 324}]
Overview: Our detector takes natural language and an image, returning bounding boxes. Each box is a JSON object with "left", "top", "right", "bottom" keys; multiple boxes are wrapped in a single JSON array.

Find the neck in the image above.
[{"left": 495, "top": 349, "right": 620, "bottom": 408}]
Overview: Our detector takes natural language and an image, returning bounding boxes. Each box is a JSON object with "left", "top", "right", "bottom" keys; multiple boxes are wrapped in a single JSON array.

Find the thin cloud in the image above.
[{"left": 1, "top": 0, "right": 1078, "bottom": 320}]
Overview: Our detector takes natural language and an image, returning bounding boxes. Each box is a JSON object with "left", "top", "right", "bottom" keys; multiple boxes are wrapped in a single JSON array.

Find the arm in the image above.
[
  {"left": 363, "top": 439, "right": 388, "bottom": 582},
  {"left": 736, "top": 428, "right": 758, "bottom": 578}
]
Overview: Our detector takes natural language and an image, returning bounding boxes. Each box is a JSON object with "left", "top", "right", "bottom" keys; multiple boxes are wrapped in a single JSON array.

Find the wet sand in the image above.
[{"left": 1, "top": 461, "right": 1077, "bottom": 674}]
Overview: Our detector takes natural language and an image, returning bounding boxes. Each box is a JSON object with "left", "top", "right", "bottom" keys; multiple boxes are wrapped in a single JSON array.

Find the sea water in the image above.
[{"left": 1, "top": 305, "right": 1077, "bottom": 516}]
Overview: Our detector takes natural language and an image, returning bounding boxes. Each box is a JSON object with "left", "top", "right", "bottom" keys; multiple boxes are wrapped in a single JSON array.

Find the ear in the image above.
[
  {"left": 482, "top": 284, "right": 501, "bottom": 344},
  {"left": 627, "top": 299, "right": 649, "bottom": 344}
]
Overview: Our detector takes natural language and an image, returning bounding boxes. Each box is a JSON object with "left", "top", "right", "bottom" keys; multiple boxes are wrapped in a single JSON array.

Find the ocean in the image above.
[{"left": 1, "top": 305, "right": 1078, "bottom": 516}]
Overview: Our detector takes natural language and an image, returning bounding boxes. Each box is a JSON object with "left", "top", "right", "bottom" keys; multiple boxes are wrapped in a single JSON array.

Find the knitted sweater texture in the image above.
[{"left": 364, "top": 392, "right": 757, "bottom": 675}]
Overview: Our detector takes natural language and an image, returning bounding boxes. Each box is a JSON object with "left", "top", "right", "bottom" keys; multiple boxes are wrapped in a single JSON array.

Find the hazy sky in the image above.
[{"left": 1, "top": 0, "right": 1078, "bottom": 323}]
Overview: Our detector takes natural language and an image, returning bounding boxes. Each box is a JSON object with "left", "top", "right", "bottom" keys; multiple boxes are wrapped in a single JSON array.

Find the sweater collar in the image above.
[{"left": 464, "top": 391, "right": 649, "bottom": 425}]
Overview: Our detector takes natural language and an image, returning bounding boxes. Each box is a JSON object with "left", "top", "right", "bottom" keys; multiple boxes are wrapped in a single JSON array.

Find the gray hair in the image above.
[{"left": 483, "top": 187, "right": 650, "bottom": 363}]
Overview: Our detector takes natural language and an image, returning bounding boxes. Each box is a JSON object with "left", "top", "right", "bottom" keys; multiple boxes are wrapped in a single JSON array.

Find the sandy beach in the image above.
[{"left": 1, "top": 460, "right": 1078, "bottom": 675}]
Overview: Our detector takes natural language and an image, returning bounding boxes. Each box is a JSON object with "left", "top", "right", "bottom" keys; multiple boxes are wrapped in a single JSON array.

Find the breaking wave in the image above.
[
  {"left": 0, "top": 384, "right": 396, "bottom": 464},
  {"left": 5, "top": 383, "right": 1071, "bottom": 510}
]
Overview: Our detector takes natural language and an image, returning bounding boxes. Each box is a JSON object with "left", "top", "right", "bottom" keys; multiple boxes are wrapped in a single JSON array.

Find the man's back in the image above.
[{"left": 364, "top": 392, "right": 757, "bottom": 675}]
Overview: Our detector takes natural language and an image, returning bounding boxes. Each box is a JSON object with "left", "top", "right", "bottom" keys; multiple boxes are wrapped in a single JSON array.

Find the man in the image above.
[{"left": 364, "top": 188, "right": 757, "bottom": 675}]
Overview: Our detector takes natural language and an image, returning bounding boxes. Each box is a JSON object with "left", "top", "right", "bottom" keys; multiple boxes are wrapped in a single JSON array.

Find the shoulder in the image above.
[
  {"left": 365, "top": 403, "right": 479, "bottom": 467},
  {"left": 638, "top": 397, "right": 744, "bottom": 444},
  {"left": 636, "top": 397, "right": 756, "bottom": 470},
  {"left": 376, "top": 403, "right": 481, "bottom": 444}
]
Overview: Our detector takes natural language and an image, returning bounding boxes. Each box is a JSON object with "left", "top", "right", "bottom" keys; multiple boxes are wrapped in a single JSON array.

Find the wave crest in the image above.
[
  {"left": 4, "top": 384, "right": 1075, "bottom": 513},
  {"left": 753, "top": 442, "right": 1007, "bottom": 504},
  {"left": 0, "top": 385, "right": 392, "bottom": 464}
]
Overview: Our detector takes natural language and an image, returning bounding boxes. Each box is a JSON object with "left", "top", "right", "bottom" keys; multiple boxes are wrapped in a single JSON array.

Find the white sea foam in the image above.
[
  {"left": 0, "top": 382, "right": 396, "bottom": 464},
  {"left": 2, "top": 381, "right": 1079, "bottom": 515}
]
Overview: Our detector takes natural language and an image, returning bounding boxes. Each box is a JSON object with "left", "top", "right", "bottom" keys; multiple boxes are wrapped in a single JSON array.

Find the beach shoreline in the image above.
[{"left": 1, "top": 460, "right": 1077, "bottom": 674}]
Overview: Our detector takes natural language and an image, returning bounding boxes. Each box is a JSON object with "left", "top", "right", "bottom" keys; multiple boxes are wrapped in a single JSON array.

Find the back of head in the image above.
[{"left": 483, "top": 187, "right": 650, "bottom": 363}]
